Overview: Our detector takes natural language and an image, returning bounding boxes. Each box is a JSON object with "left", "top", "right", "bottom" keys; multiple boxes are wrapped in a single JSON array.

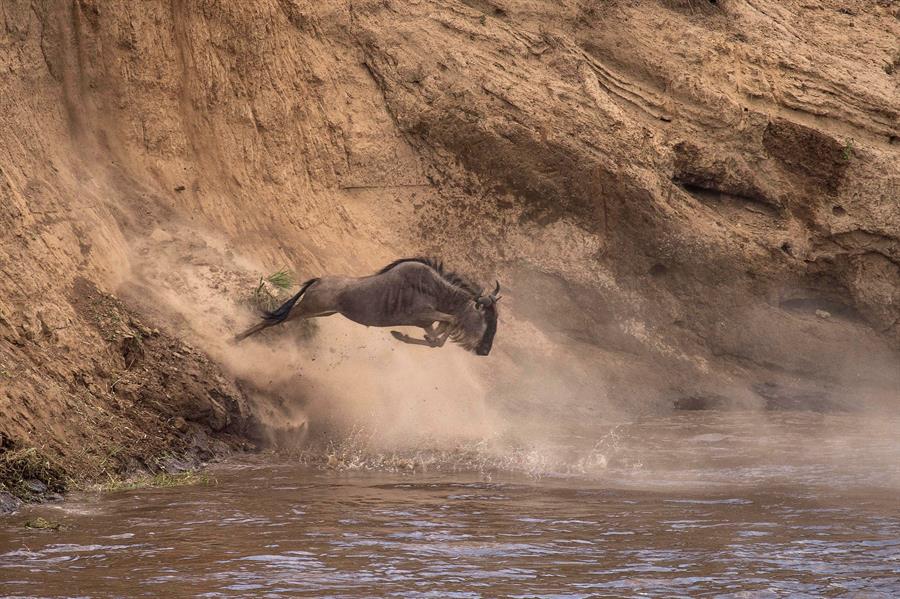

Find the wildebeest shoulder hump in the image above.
[{"left": 375, "top": 257, "right": 481, "bottom": 297}]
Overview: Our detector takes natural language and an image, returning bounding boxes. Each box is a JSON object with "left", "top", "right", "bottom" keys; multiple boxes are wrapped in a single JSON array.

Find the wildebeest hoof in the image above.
[{"left": 390, "top": 330, "right": 407, "bottom": 341}]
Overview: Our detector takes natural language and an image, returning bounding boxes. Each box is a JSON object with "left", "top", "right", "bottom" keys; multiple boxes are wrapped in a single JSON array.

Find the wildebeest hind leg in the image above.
[
  {"left": 234, "top": 320, "right": 274, "bottom": 342},
  {"left": 234, "top": 303, "right": 333, "bottom": 343},
  {"left": 284, "top": 296, "right": 336, "bottom": 322}
]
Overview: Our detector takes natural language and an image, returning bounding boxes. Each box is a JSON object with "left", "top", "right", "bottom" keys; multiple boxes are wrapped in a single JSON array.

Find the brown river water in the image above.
[{"left": 2, "top": 412, "right": 899, "bottom": 598}]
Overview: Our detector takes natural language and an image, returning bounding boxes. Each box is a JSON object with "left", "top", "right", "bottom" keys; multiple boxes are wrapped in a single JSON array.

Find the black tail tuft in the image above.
[{"left": 263, "top": 278, "right": 319, "bottom": 324}]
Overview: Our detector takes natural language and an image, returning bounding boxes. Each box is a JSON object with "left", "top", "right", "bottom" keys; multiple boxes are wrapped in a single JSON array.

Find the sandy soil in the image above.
[{"left": 1, "top": 0, "right": 898, "bottom": 508}]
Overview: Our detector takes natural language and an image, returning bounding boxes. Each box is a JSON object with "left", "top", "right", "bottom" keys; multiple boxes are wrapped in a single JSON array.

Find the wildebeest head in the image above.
[{"left": 473, "top": 281, "right": 500, "bottom": 356}]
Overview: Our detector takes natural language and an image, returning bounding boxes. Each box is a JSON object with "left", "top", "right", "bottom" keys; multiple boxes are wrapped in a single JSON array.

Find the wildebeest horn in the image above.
[{"left": 475, "top": 281, "right": 501, "bottom": 307}]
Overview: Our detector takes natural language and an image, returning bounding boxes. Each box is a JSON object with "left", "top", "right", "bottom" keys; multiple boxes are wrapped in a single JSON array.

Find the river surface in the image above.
[{"left": 2, "top": 412, "right": 899, "bottom": 598}]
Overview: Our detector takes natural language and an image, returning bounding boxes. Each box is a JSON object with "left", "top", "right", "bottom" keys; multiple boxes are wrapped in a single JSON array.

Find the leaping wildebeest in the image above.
[{"left": 235, "top": 258, "right": 500, "bottom": 355}]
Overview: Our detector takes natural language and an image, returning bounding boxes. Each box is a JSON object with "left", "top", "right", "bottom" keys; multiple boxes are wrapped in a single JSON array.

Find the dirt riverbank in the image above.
[{"left": 1, "top": 0, "right": 898, "bottom": 510}]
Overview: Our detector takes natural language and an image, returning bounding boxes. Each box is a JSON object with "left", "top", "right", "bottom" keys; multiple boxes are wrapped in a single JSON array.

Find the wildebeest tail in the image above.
[
  {"left": 263, "top": 277, "right": 319, "bottom": 324},
  {"left": 233, "top": 277, "right": 319, "bottom": 343}
]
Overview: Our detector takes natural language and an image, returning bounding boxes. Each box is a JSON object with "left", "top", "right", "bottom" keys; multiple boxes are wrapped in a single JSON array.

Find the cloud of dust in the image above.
[
  {"left": 121, "top": 227, "right": 637, "bottom": 472},
  {"left": 122, "top": 224, "right": 900, "bottom": 484}
]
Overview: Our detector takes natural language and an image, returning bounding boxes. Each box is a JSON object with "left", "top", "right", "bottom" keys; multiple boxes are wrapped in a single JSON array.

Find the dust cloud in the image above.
[
  {"left": 119, "top": 225, "right": 642, "bottom": 474},
  {"left": 119, "top": 221, "right": 900, "bottom": 482}
]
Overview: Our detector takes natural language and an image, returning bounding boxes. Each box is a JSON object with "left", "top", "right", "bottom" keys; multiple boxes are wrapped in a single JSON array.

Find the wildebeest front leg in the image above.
[
  {"left": 420, "top": 310, "right": 457, "bottom": 325},
  {"left": 425, "top": 321, "right": 451, "bottom": 346},
  {"left": 390, "top": 310, "right": 456, "bottom": 348},
  {"left": 391, "top": 321, "right": 451, "bottom": 348},
  {"left": 390, "top": 331, "right": 436, "bottom": 347}
]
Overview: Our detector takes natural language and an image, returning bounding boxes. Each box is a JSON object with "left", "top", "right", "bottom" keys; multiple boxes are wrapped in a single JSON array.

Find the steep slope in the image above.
[{"left": 1, "top": 0, "right": 898, "bottom": 503}]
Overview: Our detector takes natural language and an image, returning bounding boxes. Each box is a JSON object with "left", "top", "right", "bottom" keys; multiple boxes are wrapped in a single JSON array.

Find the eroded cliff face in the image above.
[{"left": 1, "top": 0, "right": 898, "bottom": 496}]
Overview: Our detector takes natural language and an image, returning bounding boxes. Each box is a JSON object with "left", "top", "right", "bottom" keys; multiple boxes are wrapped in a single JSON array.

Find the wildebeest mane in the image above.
[{"left": 376, "top": 257, "right": 481, "bottom": 297}]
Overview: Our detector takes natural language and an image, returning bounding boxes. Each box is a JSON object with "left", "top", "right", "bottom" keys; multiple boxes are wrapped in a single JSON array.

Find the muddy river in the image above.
[{"left": 2, "top": 412, "right": 899, "bottom": 597}]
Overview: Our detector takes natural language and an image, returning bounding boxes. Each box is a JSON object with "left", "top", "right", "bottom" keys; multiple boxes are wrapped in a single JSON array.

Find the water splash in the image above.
[{"left": 290, "top": 424, "right": 639, "bottom": 481}]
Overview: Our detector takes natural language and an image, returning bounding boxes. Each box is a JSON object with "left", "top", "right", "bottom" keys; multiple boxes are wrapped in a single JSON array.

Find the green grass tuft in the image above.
[
  {"left": 265, "top": 268, "right": 294, "bottom": 290},
  {"left": 241, "top": 267, "right": 318, "bottom": 338},
  {"left": 841, "top": 139, "right": 855, "bottom": 161},
  {"left": 249, "top": 268, "right": 296, "bottom": 312}
]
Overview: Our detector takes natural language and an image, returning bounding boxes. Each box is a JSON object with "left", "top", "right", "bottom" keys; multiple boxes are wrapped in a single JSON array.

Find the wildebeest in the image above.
[{"left": 235, "top": 258, "right": 500, "bottom": 355}]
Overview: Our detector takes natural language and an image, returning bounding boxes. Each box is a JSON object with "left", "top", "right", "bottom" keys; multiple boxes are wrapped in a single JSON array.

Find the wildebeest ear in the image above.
[{"left": 473, "top": 300, "right": 484, "bottom": 311}]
